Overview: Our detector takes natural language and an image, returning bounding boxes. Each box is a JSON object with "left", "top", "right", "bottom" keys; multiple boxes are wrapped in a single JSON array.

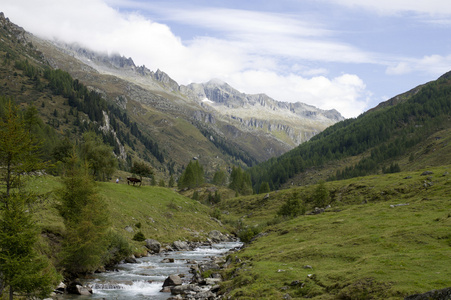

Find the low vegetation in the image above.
[{"left": 217, "top": 166, "right": 451, "bottom": 299}]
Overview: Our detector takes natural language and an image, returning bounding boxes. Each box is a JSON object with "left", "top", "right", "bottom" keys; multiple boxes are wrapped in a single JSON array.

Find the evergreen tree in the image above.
[
  {"left": 192, "top": 190, "right": 199, "bottom": 200},
  {"left": 56, "top": 154, "right": 110, "bottom": 278},
  {"left": 168, "top": 175, "right": 175, "bottom": 187},
  {"left": 229, "top": 166, "right": 253, "bottom": 195},
  {"left": 80, "top": 132, "right": 117, "bottom": 181},
  {"left": 277, "top": 191, "right": 305, "bottom": 218},
  {"left": 212, "top": 170, "right": 227, "bottom": 186},
  {"left": 259, "top": 182, "right": 270, "bottom": 194},
  {"left": 178, "top": 160, "right": 204, "bottom": 189},
  {"left": 312, "top": 181, "right": 329, "bottom": 207},
  {"left": 0, "top": 100, "right": 58, "bottom": 299}
]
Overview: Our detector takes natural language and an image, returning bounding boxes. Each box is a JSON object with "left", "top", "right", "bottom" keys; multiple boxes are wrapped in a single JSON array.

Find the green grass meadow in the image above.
[
  {"left": 219, "top": 166, "right": 451, "bottom": 299},
  {"left": 31, "top": 176, "right": 225, "bottom": 255}
]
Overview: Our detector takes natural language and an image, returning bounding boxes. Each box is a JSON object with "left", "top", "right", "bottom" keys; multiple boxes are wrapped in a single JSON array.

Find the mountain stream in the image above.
[{"left": 58, "top": 241, "right": 242, "bottom": 299}]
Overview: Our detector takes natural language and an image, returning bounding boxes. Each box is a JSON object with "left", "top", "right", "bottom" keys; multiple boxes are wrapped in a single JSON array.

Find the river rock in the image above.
[
  {"left": 201, "top": 278, "right": 222, "bottom": 285},
  {"left": 163, "top": 274, "right": 182, "bottom": 287},
  {"left": 66, "top": 281, "right": 92, "bottom": 295},
  {"left": 172, "top": 240, "right": 190, "bottom": 251},
  {"left": 145, "top": 239, "right": 161, "bottom": 253},
  {"left": 124, "top": 255, "right": 137, "bottom": 263},
  {"left": 199, "top": 261, "right": 220, "bottom": 273},
  {"left": 170, "top": 284, "right": 201, "bottom": 295},
  {"left": 208, "top": 230, "right": 227, "bottom": 243}
]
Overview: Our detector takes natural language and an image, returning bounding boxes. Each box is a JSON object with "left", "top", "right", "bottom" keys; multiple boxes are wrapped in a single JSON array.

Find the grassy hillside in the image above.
[
  {"left": 216, "top": 165, "right": 451, "bottom": 299},
  {"left": 31, "top": 176, "right": 226, "bottom": 255},
  {"left": 249, "top": 71, "right": 451, "bottom": 192}
]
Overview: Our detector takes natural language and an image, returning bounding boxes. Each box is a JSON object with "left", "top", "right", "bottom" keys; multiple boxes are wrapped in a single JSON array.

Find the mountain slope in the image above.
[
  {"left": 22, "top": 26, "right": 343, "bottom": 171},
  {"left": 249, "top": 71, "right": 451, "bottom": 190}
]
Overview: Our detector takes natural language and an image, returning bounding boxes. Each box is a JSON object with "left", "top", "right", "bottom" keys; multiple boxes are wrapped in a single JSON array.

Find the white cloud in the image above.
[
  {"left": 2, "top": 0, "right": 376, "bottom": 117},
  {"left": 326, "top": 0, "right": 451, "bottom": 16},
  {"left": 387, "top": 54, "right": 451, "bottom": 76}
]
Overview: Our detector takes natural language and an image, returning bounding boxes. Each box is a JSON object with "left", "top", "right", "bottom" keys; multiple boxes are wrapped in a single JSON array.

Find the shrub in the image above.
[
  {"left": 132, "top": 231, "right": 146, "bottom": 242},
  {"left": 103, "top": 230, "right": 132, "bottom": 266},
  {"left": 312, "top": 181, "right": 329, "bottom": 207},
  {"left": 277, "top": 191, "right": 305, "bottom": 218},
  {"left": 238, "top": 226, "right": 261, "bottom": 243}
]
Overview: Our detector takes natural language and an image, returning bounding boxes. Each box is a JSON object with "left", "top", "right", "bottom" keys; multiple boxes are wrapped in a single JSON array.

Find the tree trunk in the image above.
[{"left": 9, "top": 286, "right": 13, "bottom": 300}]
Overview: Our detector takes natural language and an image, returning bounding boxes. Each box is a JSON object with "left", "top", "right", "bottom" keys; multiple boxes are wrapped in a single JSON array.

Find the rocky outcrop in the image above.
[{"left": 404, "top": 287, "right": 451, "bottom": 300}]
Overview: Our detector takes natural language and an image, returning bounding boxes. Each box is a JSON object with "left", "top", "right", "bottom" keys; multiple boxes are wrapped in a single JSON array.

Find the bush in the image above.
[
  {"left": 238, "top": 226, "right": 261, "bottom": 243},
  {"left": 312, "top": 181, "right": 329, "bottom": 207},
  {"left": 103, "top": 230, "right": 132, "bottom": 266},
  {"left": 211, "top": 208, "right": 221, "bottom": 220},
  {"left": 277, "top": 191, "right": 305, "bottom": 218},
  {"left": 132, "top": 231, "right": 146, "bottom": 242}
]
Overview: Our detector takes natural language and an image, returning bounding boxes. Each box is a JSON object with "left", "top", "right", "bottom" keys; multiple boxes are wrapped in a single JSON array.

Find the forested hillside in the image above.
[{"left": 249, "top": 71, "right": 451, "bottom": 192}]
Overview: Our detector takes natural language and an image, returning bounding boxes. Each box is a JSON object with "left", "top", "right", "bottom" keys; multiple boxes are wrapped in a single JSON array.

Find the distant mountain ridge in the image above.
[
  {"left": 1, "top": 11, "right": 344, "bottom": 179},
  {"left": 52, "top": 40, "right": 344, "bottom": 147}
]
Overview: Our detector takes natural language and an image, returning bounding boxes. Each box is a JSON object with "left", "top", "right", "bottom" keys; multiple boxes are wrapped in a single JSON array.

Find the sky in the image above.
[{"left": 2, "top": 0, "right": 451, "bottom": 118}]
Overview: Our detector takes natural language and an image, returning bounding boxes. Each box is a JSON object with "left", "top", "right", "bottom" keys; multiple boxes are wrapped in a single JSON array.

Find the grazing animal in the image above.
[{"left": 127, "top": 177, "right": 142, "bottom": 186}]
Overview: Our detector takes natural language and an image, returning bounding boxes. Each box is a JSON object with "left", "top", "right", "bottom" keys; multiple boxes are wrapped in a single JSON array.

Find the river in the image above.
[{"left": 57, "top": 241, "right": 242, "bottom": 299}]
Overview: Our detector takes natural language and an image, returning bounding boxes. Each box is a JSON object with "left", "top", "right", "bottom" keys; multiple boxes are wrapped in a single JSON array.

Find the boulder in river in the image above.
[
  {"left": 145, "top": 239, "right": 161, "bottom": 253},
  {"left": 66, "top": 281, "right": 92, "bottom": 295},
  {"left": 208, "top": 230, "right": 227, "bottom": 243},
  {"left": 163, "top": 274, "right": 182, "bottom": 287},
  {"left": 172, "top": 240, "right": 190, "bottom": 251}
]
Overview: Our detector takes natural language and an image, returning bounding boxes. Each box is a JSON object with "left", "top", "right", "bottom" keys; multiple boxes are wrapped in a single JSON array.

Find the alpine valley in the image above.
[
  {"left": 0, "top": 12, "right": 450, "bottom": 300},
  {"left": 0, "top": 12, "right": 343, "bottom": 180}
]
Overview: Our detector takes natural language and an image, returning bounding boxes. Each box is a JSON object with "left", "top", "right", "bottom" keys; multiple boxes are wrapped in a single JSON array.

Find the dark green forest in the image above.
[{"left": 249, "top": 71, "right": 451, "bottom": 191}]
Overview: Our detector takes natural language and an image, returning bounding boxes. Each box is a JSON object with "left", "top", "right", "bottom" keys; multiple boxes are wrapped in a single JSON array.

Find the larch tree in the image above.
[
  {"left": 56, "top": 153, "right": 110, "bottom": 278},
  {"left": 0, "top": 99, "right": 59, "bottom": 300}
]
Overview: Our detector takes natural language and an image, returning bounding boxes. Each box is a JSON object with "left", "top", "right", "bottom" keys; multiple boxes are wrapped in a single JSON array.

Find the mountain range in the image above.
[{"left": 0, "top": 12, "right": 339, "bottom": 179}]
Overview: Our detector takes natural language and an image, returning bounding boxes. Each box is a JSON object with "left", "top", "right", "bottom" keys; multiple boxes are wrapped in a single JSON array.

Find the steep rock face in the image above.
[
  {"left": 51, "top": 41, "right": 344, "bottom": 147},
  {"left": 181, "top": 80, "right": 344, "bottom": 146}
]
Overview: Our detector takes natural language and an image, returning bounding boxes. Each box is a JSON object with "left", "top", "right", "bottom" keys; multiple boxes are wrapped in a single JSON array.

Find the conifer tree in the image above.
[
  {"left": 0, "top": 100, "right": 58, "bottom": 299},
  {"left": 178, "top": 160, "right": 204, "bottom": 189},
  {"left": 259, "top": 182, "right": 270, "bottom": 194},
  {"left": 80, "top": 132, "right": 117, "bottom": 181},
  {"left": 57, "top": 154, "right": 110, "bottom": 278},
  {"left": 212, "top": 170, "right": 227, "bottom": 186},
  {"left": 312, "top": 181, "right": 329, "bottom": 207},
  {"left": 229, "top": 166, "right": 253, "bottom": 195},
  {"left": 168, "top": 175, "right": 175, "bottom": 187}
]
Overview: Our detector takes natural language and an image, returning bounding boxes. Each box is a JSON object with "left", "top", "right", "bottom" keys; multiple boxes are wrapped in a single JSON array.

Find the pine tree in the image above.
[
  {"left": 168, "top": 175, "right": 175, "bottom": 187},
  {"left": 178, "top": 160, "right": 204, "bottom": 189},
  {"left": 312, "top": 181, "right": 329, "bottom": 207},
  {"left": 57, "top": 154, "right": 110, "bottom": 278},
  {"left": 259, "top": 182, "right": 270, "bottom": 194},
  {"left": 229, "top": 166, "right": 253, "bottom": 195},
  {"left": 212, "top": 170, "right": 226, "bottom": 186},
  {"left": 80, "top": 132, "right": 117, "bottom": 181},
  {"left": 0, "top": 100, "right": 59, "bottom": 300}
]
